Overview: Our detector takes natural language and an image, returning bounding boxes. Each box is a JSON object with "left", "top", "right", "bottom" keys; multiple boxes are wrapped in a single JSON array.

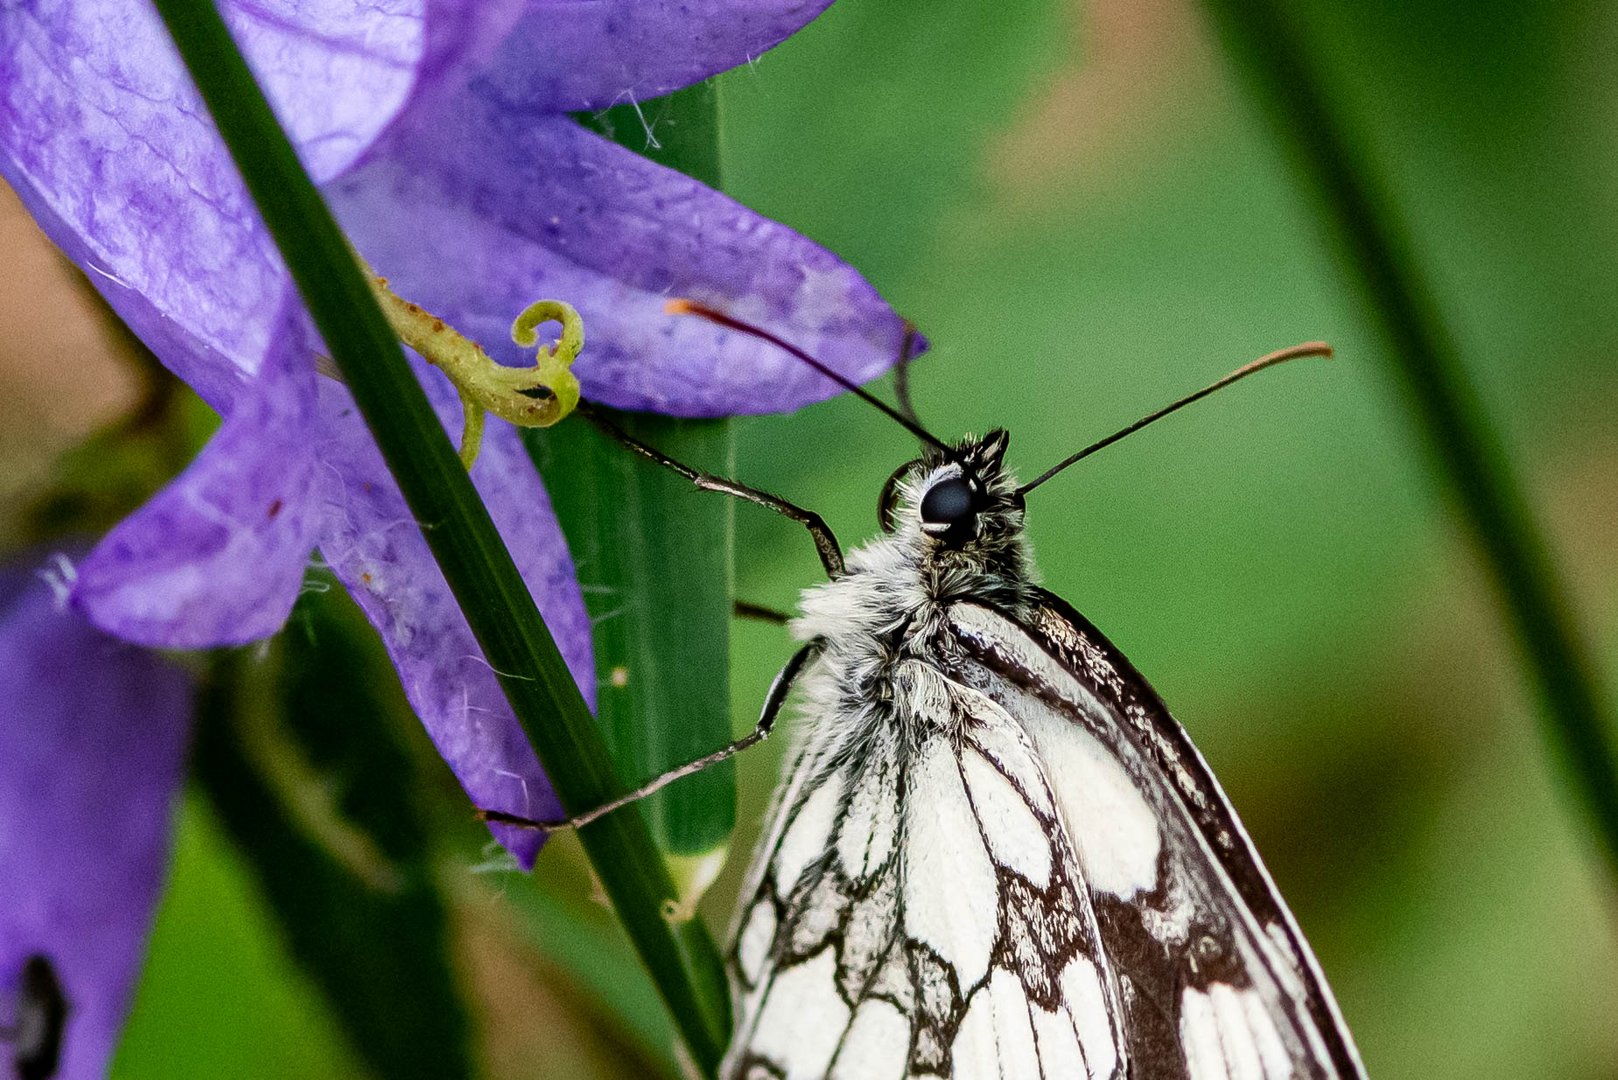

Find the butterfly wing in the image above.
[
  {"left": 942, "top": 593, "right": 1366, "bottom": 1080},
  {"left": 725, "top": 653, "right": 1129, "bottom": 1079},
  {"left": 723, "top": 594, "right": 1363, "bottom": 1080}
]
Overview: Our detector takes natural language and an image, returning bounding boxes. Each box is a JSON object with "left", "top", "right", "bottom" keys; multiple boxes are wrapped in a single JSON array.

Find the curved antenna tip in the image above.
[
  {"left": 1017, "top": 339, "right": 1333, "bottom": 496},
  {"left": 1262, "top": 340, "right": 1333, "bottom": 363}
]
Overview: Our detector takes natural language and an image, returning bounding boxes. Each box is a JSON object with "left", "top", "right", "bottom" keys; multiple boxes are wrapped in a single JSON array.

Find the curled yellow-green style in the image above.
[{"left": 366, "top": 272, "right": 583, "bottom": 468}]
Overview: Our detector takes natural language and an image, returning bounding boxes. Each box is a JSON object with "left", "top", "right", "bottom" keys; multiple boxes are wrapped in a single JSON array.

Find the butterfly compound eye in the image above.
[{"left": 919, "top": 476, "right": 976, "bottom": 543}]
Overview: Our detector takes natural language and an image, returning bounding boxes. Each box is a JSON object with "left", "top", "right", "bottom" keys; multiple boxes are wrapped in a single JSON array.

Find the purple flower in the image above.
[
  {"left": 0, "top": 0, "right": 916, "bottom": 864},
  {"left": 0, "top": 567, "right": 193, "bottom": 1080}
]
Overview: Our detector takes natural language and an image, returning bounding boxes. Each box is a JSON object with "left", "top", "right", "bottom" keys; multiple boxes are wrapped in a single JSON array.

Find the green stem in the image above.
[
  {"left": 150, "top": 1, "right": 729, "bottom": 1068},
  {"left": 1204, "top": 0, "right": 1618, "bottom": 885}
]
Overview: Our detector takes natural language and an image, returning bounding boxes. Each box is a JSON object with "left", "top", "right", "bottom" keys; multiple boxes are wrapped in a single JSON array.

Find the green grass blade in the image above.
[
  {"left": 1203, "top": 0, "right": 1618, "bottom": 885},
  {"left": 150, "top": 1, "right": 729, "bottom": 1068}
]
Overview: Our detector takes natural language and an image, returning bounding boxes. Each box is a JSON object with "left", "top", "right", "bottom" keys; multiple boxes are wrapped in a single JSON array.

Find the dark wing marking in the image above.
[
  {"left": 943, "top": 594, "right": 1367, "bottom": 1080},
  {"left": 724, "top": 713, "right": 911, "bottom": 1079},
  {"left": 724, "top": 661, "right": 1130, "bottom": 1079}
]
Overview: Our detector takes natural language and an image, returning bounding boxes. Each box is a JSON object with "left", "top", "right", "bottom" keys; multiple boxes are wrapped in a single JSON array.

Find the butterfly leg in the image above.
[
  {"left": 733, "top": 600, "right": 791, "bottom": 625},
  {"left": 577, "top": 402, "right": 844, "bottom": 578},
  {"left": 479, "top": 641, "right": 821, "bottom": 833}
]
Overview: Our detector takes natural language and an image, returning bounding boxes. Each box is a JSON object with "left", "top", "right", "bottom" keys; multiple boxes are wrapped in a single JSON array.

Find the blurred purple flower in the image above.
[
  {"left": 0, "top": 567, "right": 192, "bottom": 1080},
  {"left": 0, "top": 0, "right": 916, "bottom": 863}
]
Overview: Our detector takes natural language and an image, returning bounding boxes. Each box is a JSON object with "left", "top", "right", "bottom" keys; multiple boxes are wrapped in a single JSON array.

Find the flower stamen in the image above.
[{"left": 366, "top": 272, "right": 582, "bottom": 468}]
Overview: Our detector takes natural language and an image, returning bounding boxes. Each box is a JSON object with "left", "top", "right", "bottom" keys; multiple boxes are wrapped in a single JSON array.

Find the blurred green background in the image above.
[{"left": 3, "top": 0, "right": 1617, "bottom": 1076}]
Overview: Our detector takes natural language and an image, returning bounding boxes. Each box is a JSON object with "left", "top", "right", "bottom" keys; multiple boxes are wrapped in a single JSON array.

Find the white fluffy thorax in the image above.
[
  {"left": 794, "top": 527, "right": 931, "bottom": 654},
  {"left": 787, "top": 441, "right": 1036, "bottom": 750}
]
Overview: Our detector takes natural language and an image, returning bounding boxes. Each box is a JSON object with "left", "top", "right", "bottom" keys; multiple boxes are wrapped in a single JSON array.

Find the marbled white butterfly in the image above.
[{"left": 488, "top": 305, "right": 1365, "bottom": 1080}]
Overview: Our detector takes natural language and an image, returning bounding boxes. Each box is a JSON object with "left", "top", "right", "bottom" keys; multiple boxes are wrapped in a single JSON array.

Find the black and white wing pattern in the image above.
[
  {"left": 941, "top": 593, "right": 1366, "bottom": 1080},
  {"left": 725, "top": 658, "right": 1127, "bottom": 1080},
  {"left": 722, "top": 597, "right": 1364, "bottom": 1080}
]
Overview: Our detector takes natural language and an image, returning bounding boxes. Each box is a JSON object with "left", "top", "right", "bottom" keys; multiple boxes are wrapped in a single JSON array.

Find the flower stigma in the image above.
[{"left": 366, "top": 271, "right": 583, "bottom": 468}]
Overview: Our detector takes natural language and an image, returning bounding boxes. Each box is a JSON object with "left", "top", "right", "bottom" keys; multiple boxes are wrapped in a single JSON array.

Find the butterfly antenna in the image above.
[
  {"left": 666, "top": 299, "right": 949, "bottom": 452},
  {"left": 1016, "top": 341, "right": 1333, "bottom": 497}
]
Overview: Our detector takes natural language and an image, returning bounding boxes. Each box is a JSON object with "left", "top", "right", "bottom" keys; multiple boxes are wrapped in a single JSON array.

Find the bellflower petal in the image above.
[
  {"left": 0, "top": 575, "right": 192, "bottom": 1080},
  {"left": 0, "top": 0, "right": 911, "bottom": 863},
  {"left": 3, "top": 0, "right": 908, "bottom": 412},
  {"left": 312, "top": 365, "right": 591, "bottom": 867},
  {"left": 0, "top": 1, "right": 422, "bottom": 403},
  {"left": 468, "top": 1, "right": 835, "bottom": 113},
  {"left": 72, "top": 299, "right": 323, "bottom": 649},
  {"left": 335, "top": 99, "right": 915, "bottom": 416}
]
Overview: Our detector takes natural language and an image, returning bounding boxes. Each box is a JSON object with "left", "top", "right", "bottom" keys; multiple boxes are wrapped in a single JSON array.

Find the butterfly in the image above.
[
  {"left": 486, "top": 305, "right": 1365, "bottom": 1079},
  {"left": 721, "top": 429, "right": 1364, "bottom": 1080}
]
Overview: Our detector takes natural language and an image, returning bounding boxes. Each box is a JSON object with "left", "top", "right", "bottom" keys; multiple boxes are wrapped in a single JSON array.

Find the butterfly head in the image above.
[{"left": 881, "top": 429, "right": 1026, "bottom": 557}]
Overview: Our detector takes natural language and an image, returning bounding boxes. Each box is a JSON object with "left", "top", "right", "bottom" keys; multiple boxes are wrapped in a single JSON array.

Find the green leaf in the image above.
[
  {"left": 193, "top": 594, "right": 474, "bottom": 1080},
  {"left": 150, "top": 2, "right": 731, "bottom": 1069}
]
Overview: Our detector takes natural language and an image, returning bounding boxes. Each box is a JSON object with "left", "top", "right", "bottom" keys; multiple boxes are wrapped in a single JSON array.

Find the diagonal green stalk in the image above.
[
  {"left": 1203, "top": 0, "right": 1618, "bottom": 886},
  {"left": 149, "top": 0, "right": 730, "bottom": 1069}
]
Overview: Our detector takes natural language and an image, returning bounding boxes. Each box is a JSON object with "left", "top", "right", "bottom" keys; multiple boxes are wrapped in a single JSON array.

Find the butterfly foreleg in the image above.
[
  {"left": 478, "top": 640, "right": 822, "bottom": 833},
  {"left": 732, "top": 600, "right": 792, "bottom": 626},
  {"left": 577, "top": 402, "right": 844, "bottom": 578}
]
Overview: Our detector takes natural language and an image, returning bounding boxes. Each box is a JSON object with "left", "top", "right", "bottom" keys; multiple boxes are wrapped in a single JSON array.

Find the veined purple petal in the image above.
[
  {"left": 468, "top": 0, "right": 836, "bottom": 113},
  {"left": 1, "top": 0, "right": 889, "bottom": 414},
  {"left": 0, "top": 0, "right": 423, "bottom": 398},
  {"left": 0, "top": 0, "right": 914, "bottom": 874},
  {"left": 226, "top": 1, "right": 423, "bottom": 181},
  {"left": 333, "top": 101, "right": 916, "bottom": 416},
  {"left": 0, "top": 574, "right": 192, "bottom": 1080},
  {"left": 311, "top": 362, "right": 592, "bottom": 866},
  {"left": 71, "top": 299, "right": 323, "bottom": 649}
]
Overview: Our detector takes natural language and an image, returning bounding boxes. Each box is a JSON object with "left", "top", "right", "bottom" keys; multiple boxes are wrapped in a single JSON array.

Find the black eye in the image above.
[{"left": 920, "top": 477, "right": 977, "bottom": 543}]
